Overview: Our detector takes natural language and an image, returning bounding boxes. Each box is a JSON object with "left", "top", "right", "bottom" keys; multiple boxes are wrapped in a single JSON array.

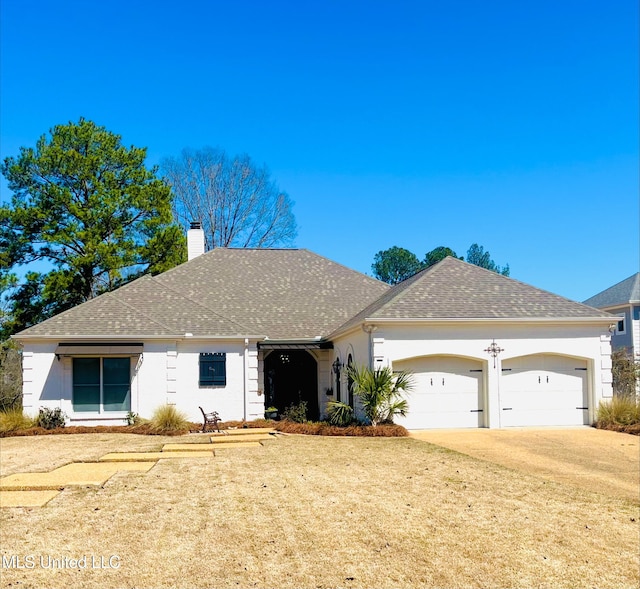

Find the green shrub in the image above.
[
  {"left": 326, "top": 401, "right": 355, "bottom": 426},
  {"left": 282, "top": 401, "right": 308, "bottom": 423},
  {"left": 347, "top": 364, "right": 413, "bottom": 426},
  {"left": 597, "top": 397, "right": 640, "bottom": 427},
  {"left": 36, "top": 407, "right": 66, "bottom": 429},
  {"left": 150, "top": 404, "right": 189, "bottom": 433},
  {"left": 0, "top": 408, "right": 35, "bottom": 433}
]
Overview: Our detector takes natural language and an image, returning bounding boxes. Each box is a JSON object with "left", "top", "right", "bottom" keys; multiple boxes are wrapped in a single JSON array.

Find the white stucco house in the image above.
[{"left": 13, "top": 227, "right": 619, "bottom": 429}]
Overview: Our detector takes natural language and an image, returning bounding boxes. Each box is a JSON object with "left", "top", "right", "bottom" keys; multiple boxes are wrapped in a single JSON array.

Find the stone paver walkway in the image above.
[
  {"left": 0, "top": 428, "right": 279, "bottom": 507},
  {"left": 0, "top": 490, "right": 64, "bottom": 508},
  {"left": 0, "top": 461, "right": 154, "bottom": 491},
  {"left": 100, "top": 450, "right": 214, "bottom": 461}
]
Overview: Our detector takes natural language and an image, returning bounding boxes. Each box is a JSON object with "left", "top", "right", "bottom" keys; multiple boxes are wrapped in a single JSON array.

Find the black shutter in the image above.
[{"left": 199, "top": 353, "right": 226, "bottom": 387}]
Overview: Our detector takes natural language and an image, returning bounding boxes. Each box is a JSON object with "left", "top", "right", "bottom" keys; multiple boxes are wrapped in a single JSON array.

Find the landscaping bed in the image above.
[
  {"left": 274, "top": 420, "right": 408, "bottom": 437},
  {"left": 594, "top": 422, "right": 640, "bottom": 435},
  {"left": 0, "top": 419, "right": 275, "bottom": 438}
]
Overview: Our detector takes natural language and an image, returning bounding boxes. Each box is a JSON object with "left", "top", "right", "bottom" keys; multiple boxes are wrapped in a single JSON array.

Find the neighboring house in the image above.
[
  {"left": 13, "top": 227, "right": 618, "bottom": 429},
  {"left": 583, "top": 273, "right": 640, "bottom": 360}
]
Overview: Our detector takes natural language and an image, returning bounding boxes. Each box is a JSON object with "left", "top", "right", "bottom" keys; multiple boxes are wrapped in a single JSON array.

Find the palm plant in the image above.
[
  {"left": 347, "top": 364, "right": 412, "bottom": 426},
  {"left": 326, "top": 400, "right": 355, "bottom": 426}
]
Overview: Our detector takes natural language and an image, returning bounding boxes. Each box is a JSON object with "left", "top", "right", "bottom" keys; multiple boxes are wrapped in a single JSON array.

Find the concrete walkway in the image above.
[
  {"left": 0, "top": 428, "right": 279, "bottom": 508},
  {"left": 410, "top": 427, "right": 640, "bottom": 503}
]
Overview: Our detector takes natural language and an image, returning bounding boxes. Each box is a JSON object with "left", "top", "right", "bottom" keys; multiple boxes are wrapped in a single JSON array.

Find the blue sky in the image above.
[{"left": 1, "top": 0, "right": 638, "bottom": 302}]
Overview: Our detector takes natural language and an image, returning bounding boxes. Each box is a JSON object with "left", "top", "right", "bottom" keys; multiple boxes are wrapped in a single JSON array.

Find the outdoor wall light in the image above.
[{"left": 332, "top": 358, "right": 342, "bottom": 402}]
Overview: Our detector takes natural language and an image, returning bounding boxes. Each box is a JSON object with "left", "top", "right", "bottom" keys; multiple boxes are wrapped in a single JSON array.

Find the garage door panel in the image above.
[
  {"left": 399, "top": 407, "right": 484, "bottom": 429},
  {"left": 500, "top": 355, "right": 588, "bottom": 427},
  {"left": 501, "top": 407, "right": 587, "bottom": 427},
  {"left": 394, "top": 357, "right": 484, "bottom": 429}
]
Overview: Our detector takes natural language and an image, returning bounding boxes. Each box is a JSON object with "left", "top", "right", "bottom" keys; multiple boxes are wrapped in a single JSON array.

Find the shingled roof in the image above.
[
  {"left": 583, "top": 273, "right": 640, "bottom": 309},
  {"left": 15, "top": 251, "right": 615, "bottom": 341},
  {"left": 332, "top": 256, "right": 614, "bottom": 335},
  {"left": 16, "top": 249, "right": 390, "bottom": 339}
]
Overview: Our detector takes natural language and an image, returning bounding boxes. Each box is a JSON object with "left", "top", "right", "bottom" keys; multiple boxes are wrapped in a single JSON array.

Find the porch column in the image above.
[
  {"left": 245, "top": 340, "right": 262, "bottom": 420},
  {"left": 486, "top": 356, "right": 501, "bottom": 429},
  {"left": 166, "top": 346, "right": 177, "bottom": 405}
]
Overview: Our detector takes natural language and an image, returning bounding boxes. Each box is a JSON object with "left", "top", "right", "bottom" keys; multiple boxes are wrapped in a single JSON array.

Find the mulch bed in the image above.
[
  {"left": 0, "top": 419, "right": 276, "bottom": 438},
  {"left": 0, "top": 419, "right": 409, "bottom": 438},
  {"left": 274, "top": 421, "right": 409, "bottom": 437},
  {"left": 4, "top": 418, "right": 637, "bottom": 438},
  {"left": 594, "top": 422, "right": 640, "bottom": 436}
]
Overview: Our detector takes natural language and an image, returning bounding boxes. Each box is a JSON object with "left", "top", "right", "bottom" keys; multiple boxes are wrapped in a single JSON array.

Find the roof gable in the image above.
[
  {"left": 583, "top": 273, "right": 640, "bottom": 308},
  {"left": 334, "top": 257, "right": 614, "bottom": 333}
]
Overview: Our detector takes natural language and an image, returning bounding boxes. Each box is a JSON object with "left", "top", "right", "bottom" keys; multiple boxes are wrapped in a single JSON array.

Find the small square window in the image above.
[{"left": 199, "top": 353, "right": 226, "bottom": 386}]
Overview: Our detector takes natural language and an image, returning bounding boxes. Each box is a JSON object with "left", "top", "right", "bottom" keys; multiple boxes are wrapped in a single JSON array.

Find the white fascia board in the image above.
[
  {"left": 326, "top": 323, "right": 366, "bottom": 341},
  {"left": 363, "top": 317, "right": 621, "bottom": 325},
  {"left": 328, "top": 316, "right": 619, "bottom": 339},
  {"left": 12, "top": 334, "right": 267, "bottom": 342},
  {"left": 598, "top": 303, "right": 638, "bottom": 311}
]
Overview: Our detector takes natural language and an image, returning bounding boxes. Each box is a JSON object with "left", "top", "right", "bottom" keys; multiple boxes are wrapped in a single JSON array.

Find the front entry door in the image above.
[{"left": 264, "top": 350, "right": 319, "bottom": 420}]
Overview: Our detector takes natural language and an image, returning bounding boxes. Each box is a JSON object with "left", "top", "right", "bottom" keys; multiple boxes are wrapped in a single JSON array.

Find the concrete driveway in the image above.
[{"left": 410, "top": 427, "right": 640, "bottom": 504}]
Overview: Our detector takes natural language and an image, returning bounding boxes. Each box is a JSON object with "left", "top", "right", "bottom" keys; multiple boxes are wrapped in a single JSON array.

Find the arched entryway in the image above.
[{"left": 264, "top": 350, "right": 319, "bottom": 421}]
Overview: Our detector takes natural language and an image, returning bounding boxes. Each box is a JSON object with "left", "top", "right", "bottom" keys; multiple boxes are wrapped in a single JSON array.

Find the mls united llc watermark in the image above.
[{"left": 2, "top": 554, "right": 121, "bottom": 570}]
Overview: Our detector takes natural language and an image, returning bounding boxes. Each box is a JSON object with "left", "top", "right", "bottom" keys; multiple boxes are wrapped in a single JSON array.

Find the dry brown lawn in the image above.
[{"left": 1, "top": 433, "right": 639, "bottom": 589}]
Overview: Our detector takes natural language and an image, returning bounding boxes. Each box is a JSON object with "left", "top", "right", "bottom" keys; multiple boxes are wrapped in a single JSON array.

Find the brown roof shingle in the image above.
[
  {"left": 16, "top": 249, "right": 390, "bottom": 339},
  {"left": 333, "top": 256, "right": 614, "bottom": 334},
  {"left": 15, "top": 252, "right": 614, "bottom": 341}
]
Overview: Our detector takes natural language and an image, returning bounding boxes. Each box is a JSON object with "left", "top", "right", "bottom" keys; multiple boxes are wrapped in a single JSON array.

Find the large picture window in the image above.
[{"left": 73, "top": 357, "right": 131, "bottom": 412}]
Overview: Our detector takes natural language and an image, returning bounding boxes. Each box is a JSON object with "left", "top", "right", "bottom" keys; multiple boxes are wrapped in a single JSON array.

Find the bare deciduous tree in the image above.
[{"left": 161, "top": 147, "right": 297, "bottom": 250}]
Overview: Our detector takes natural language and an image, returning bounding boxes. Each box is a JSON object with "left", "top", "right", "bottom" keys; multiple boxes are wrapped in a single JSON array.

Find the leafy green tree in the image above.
[
  {"left": 465, "top": 243, "right": 510, "bottom": 276},
  {"left": 372, "top": 243, "right": 511, "bottom": 284},
  {"left": 0, "top": 118, "right": 185, "bottom": 338},
  {"left": 347, "top": 364, "right": 413, "bottom": 426},
  {"left": 372, "top": 246, "right": 424, "bottom": 285},
  {"left": 423, "top": 246, "right": 461, "bottom": 268}
]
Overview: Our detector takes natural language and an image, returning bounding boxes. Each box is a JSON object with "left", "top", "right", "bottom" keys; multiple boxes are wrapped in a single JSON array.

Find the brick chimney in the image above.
[{"left": 187, "top": 221, "right": 205, "bottom": 261}]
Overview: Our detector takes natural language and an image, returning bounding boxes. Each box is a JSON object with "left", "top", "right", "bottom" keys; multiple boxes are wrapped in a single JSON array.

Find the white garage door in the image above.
[
  {"left": 500, "top": 355, "right": 589, "bottom": 427},
  {"left": 393, "top": 356, "right": 485, "bottom": 429}
]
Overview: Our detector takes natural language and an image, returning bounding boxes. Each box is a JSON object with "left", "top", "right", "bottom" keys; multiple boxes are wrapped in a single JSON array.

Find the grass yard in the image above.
[{"left": 1, "top": 433, "right": 639, "bottom": 588}]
